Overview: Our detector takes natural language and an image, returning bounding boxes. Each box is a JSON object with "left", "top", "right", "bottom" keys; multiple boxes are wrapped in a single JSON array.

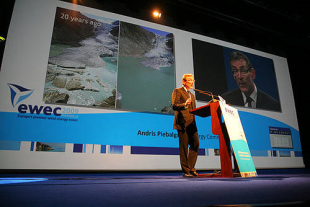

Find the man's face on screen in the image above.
[{"left": 230, "top": 59, "right": 255, "bottom": 96}]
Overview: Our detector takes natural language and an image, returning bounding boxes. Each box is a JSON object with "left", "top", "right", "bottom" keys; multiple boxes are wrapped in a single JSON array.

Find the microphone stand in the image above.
[{"left": 194, "top": 89, "right": 219, "bottom": 103}]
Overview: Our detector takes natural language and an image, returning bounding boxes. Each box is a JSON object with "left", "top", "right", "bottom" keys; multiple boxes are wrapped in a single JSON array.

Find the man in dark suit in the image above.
[
  {"left": 172, "top": 74, "right": 199, "bottom": 177},
  {"left": 221, "top": 51, "right": 281, "bottom": 111}
]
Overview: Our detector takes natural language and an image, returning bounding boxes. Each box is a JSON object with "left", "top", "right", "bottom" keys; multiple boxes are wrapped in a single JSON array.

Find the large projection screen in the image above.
[{"left": 0, "top": 0, "right": 304, "bottom": 171}]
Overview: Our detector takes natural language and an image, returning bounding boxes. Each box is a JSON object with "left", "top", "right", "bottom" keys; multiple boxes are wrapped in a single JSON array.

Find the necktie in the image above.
[
  {"left": 187, "top": 91, "right": 192, "bottom": 109},
  {"left": 246, "top": 96, "right": 253, "bottom": 108}
]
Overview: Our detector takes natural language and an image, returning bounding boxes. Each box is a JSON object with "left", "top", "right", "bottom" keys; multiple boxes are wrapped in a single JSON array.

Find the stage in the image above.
[{"left": 1, "top": 169, "right": 310, "bottom": 207}]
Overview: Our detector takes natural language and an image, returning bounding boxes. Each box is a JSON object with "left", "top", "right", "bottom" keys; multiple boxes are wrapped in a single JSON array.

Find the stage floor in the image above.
[{"left": 1, "top": 169, "right": 310, "bottom": 207}]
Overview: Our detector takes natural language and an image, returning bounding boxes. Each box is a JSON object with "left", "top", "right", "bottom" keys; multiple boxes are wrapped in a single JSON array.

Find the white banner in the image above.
[{"left": 219, "top": 97, "right": 257, "bottom": 177}]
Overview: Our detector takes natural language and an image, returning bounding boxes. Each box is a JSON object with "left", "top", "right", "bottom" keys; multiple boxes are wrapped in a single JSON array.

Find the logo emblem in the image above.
[{"left": 8, "top": 83, "right": 34, "bottom": 107}]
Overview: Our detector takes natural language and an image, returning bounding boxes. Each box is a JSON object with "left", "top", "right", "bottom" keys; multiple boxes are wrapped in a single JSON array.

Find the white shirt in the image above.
[
  {"left": 183, "top": 86, "right": 190, "bottom": 93},
  {"left": 241, "top": 84, "right": 257, "bottom": 108}
]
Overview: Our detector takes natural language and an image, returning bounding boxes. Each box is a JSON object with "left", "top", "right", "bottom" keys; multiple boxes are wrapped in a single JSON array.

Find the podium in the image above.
[{"left": 191, "top": 101, "right": 240, "bottom": 178}]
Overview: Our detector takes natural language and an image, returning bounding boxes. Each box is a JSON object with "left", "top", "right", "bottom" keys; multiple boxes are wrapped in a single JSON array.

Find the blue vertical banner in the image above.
[{"left": 219, "top": 98, "right": 257, "bottom": 177}]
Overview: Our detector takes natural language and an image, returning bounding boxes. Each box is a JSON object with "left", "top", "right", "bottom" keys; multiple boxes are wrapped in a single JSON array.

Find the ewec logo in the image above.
[
  {"left": 8, "top": 83, "right": 34, "bottom": 107},
  {"left": 8, "top": 83, "right": 61, "bottom": 116}
]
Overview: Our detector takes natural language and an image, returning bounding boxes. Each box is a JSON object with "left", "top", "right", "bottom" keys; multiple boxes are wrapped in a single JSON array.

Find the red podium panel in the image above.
[{"left": 191, "top": 101, "right": 239, "bottom": 178}]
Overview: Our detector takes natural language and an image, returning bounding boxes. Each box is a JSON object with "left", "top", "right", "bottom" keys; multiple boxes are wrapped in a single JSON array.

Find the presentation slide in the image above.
[{"left": 45, "top": 7, "right": 175, "bottom": 113}]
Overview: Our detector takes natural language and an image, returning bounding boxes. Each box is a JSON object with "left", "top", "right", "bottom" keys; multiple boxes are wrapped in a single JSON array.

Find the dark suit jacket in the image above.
[
  {"left": 221, "top": 88, "right": 281, "bottom": 112},
  {"left": 172, "top": 87, "right": 197, "bottom": 130}
]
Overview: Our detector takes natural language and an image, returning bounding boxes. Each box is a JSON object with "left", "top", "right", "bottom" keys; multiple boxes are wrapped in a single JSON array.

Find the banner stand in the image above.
[{"left": 191, "top": 100, "right": 256, "bottom": 178}]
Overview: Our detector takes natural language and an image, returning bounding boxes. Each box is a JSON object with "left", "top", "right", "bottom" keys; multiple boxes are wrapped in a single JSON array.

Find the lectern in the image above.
[{"left": 191, "top": 101, "right": 240, "bottom": 178}]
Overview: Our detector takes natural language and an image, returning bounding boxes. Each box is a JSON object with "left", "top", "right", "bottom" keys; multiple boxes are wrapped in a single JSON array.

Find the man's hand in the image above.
[{"left": 185, "top": 98, "right": 191, "bottom": 108}]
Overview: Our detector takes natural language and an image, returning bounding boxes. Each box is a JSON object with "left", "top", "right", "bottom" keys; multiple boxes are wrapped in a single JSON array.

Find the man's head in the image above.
[
  {"left": 182, "top": 74, "right": 195, "bottom": 90},
  {"left": 230, "top": 51, "right": 256, "bottom": 96}
]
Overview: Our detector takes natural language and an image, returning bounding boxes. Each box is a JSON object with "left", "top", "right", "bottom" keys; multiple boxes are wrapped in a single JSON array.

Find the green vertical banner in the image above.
[{"left": 219, "top": 97, "right": 257, "bottom": 177}]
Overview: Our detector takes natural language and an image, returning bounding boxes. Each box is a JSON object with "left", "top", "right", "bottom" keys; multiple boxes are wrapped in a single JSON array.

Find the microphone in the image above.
[{"left": 194, "top": 89, "right": 219, "bottom": 103}]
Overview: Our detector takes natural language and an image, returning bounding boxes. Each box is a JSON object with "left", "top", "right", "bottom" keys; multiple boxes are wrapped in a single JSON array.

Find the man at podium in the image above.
[{"left": 172, "top": 74, "right": 199, "bottom": 177}]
